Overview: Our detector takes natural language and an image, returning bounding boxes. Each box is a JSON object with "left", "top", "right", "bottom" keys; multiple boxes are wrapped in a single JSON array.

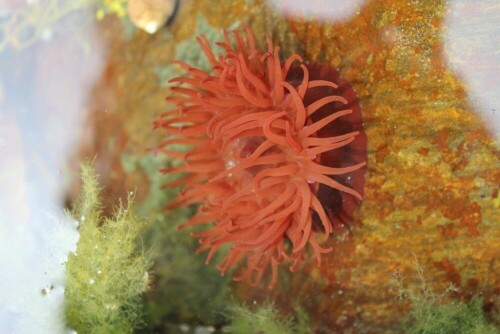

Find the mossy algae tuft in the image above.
[
  {"left": 227, "top": 303, "right": 310, "bottom": 334},
  {"left": 392, "top": 255, "right": 498, "bottom": 334},
  {"left": 64, "top": 163, "right": 152, "bottom": 333}
]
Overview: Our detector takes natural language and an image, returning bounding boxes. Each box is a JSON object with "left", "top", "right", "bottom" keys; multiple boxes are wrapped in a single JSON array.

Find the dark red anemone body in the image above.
[{"left": 286, "top": 63, "right": 367, "bottom": 231}]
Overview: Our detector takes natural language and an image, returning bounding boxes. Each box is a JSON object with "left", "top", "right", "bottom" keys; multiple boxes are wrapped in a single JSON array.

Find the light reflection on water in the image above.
[
  {"left": 267, "top": 0, "right": 368, "bottom": 22},
  {"left": 444, "top": 1, "right": 500, "bottom": 137},
  {"left": 0, "top": 3, "right": 104, "bottom": 332}
]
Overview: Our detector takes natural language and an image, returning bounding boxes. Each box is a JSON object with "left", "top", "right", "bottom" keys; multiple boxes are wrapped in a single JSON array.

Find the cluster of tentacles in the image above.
[{"left": 154, "top": 27, "right": 366, "bottom": 288}]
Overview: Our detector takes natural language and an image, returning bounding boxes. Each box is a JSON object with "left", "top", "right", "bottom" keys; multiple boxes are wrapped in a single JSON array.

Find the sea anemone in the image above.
[{"left": 154, "top": 27, "right": 367, "bottom": 288}]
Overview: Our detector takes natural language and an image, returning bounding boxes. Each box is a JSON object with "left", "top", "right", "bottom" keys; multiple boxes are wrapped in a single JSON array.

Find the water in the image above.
[{"left": 0, "top": 0, "right": 498, "bottom": 333}]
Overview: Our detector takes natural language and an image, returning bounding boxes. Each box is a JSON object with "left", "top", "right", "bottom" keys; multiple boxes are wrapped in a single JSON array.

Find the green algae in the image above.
[
  {"left": 408, "top": 296, "right": 498, "bottom": 334},
  {"left": 392, "top": 256, "right": 498, "bottom": 334},
  {"left": 227, "top": 302, "right": 311, "bottom": 334},
  {"left": 64, "top": 163, "right": 152, "bottom": 333}
]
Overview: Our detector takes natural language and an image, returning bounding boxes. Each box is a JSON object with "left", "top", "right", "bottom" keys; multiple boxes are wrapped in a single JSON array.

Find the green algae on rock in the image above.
[
  {"left": 65, "top": 163, "right": 152, "bottom": 333},
  {"left": 391, "top": 256, "right": 498, "bottom": 334},
  {"left": 227, "top": 302, "right": 310, "bottom": 334}
]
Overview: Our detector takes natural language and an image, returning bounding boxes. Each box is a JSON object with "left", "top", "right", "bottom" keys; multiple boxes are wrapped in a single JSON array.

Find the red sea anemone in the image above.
[{"left": 154, "top": 27, "right": 367, "bottom": 288}]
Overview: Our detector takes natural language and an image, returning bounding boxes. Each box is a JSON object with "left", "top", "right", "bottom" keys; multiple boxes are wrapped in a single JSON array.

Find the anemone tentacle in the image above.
[{"left": 156, "top": 27, "right": 366, "bottom": 288}]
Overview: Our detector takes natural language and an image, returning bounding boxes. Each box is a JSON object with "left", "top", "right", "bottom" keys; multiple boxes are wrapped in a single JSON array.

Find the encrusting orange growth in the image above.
[{"left": 154, "top": 27, "right": 366, "bottom": 288}]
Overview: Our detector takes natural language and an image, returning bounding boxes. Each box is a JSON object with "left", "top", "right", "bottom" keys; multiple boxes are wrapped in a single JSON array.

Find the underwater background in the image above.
[{"left": 0, "top": 0, "right": 499, "bottom": 333}]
